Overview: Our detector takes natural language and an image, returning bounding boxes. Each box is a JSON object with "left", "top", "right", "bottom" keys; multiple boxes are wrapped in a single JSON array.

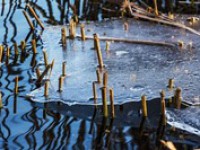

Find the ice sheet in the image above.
[{"left": 28, "top": 18, "right": 200, "bottom": 106}]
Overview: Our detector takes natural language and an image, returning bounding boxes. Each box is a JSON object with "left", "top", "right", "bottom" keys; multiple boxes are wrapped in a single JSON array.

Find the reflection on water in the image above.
[{"left": 0, "top": 0, "right": 200, "bottom": 149}]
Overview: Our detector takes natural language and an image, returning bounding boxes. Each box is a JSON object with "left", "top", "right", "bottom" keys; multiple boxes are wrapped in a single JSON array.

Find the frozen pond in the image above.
[
  {"left": 1, "top": 0, "right": 200, "bottom": 148},
  {"left": 26, "top": 18, "right": 200, "bottom": 137},
  {"left": 29, "top": 18, "right": 200, "bottom": 106}
]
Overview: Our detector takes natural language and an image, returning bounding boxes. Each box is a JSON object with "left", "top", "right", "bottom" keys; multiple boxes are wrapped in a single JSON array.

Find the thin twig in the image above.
[{"left": 76, "top": 35, "right": 176, "bottom": 47}]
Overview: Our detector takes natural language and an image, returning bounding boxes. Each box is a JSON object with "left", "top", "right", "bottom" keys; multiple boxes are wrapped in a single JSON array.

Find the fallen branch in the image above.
[
  {"left": 128, "top": 5, "right": 200, "bottom": 36},
  {"left": 76, "top": 35, "right": 176, "bottom": 47},
  {"left": 103, "top": 1, "right": 200, "bottom": 36}
]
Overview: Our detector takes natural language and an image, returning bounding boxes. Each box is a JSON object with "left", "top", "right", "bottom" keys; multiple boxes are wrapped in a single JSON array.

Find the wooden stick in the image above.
[
  {"left": 141, "top": 95, "right": 147, "bottom": 117},
  {"left": 14, "top": 42, "right": 18, "bottom": 55},
  {"left": 58, "top": 76, "right": 63, "bottom": 92},
  {"left": 62, "top": 61, "right": 66, "bottom": 77},
  {"left": 153, "top": 0, "right": 158, "bottom": 16},
  {"left": 69, "top": 20, "right": 76, "bottom": 39},
  {"left": 168, "top": 79, "right": 174, "bottom": 89},
  {"left": 160, "top": 90, "right": 165, "bottom": 98},
  {"left": 36, "top": 64, "right": 51, "bottom": 84},
  {"left": 92, "top": 82, "right": 97, "bottom": 101},
  {"left": 26, "top": 4, "right": 45, "bottom": 30},
  {"left": 109, "top": 89, "right": 115, "bottom": 118},
  {"left": 15, "top": 76, "right": 19, "bottom": 95},
  {"left": 32, "top": 39, "right": 37, "bottom": 54},
  {"left": 101, "top": 87, "right": 108, "bottom": 117},
  {"left": 80, "top": 24, "right": 86, "bottom": 41},
  {"left": 95, "top": 35, "right": 101, "bottom": 51},
  {"left": 174, "top": 87, "right": 182, "bottom": 109},
  {"left": 43, "top": 50, "right": 48, "bottom": 67},
  {"left": 96, "top": 69, "right": 101, "bottom": 83},
  {"left": 0, "top": 91, "right": 3, "bottom": 108},
  {"left": 103, "top": 71, "right": 108, "bottom": 87},
  {"left": 76, "top": 35, "right": 176, "bottom": 47},
  {"left": 61, "top": 27, "right": 67, "bottom": 45},
  {"left": 23, "top": 10, "right": 34, "bottom": 30},
  {"left": 95, "top": 35, "right": 104, "bottom": 68},
  {"left": 44, "top": 81, "right": 49, "bottom": 97},
  {"left": 160, "top": 90, "right": 165, "bottom": 115}
]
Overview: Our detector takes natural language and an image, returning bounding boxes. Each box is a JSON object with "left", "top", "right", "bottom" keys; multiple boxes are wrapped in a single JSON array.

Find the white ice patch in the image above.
[
  {"left": 115, "top": 51, "right": 129, "bottom": 56},
  {"left": 166, "top": 107, "right": 200, "bottom": 136}
]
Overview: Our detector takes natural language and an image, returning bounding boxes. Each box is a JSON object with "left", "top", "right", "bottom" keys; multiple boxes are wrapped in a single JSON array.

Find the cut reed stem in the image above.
[
  {"left": 103, "top": 71, "right": 108, "bottom": 87},
  {"left": 96, "top": 69, "right": 101, "bottom": 83},
  {"left": 58, "top": 76, "right": 63, "bottom": 92},
  {"left": 141, "top": 95, "right": 148, "bottom": 117},
  {"left": 168, "top": 79, "right": 174, "bottom": 89},
  {"left": 174, "top": 87, "right": 182, "bottom": 109},
  {"left": 61, "top": 27, "right": 67, "bottom": 46},
  {"left": 95, "top": 34, "right": 104, "bottom": 68},
  {"left": 153, "top": 0, "right": 158, "bottom": 16},
  {"left": 62, "top": 61, "right": 67, "bottom": 77},
  {"left": 80, "top": 24, "right": 86, "bottom": 41},
  {"left": 44, "top": 81, "right": 49, "bottom": 97},
  {"left": 69, "top": 20, "right": 76, "bottom": 39}
]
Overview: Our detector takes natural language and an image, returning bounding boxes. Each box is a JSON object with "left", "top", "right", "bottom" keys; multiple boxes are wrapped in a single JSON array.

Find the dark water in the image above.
[{"left": 0, "top": 0, "right": 200, "bottom": 149}]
